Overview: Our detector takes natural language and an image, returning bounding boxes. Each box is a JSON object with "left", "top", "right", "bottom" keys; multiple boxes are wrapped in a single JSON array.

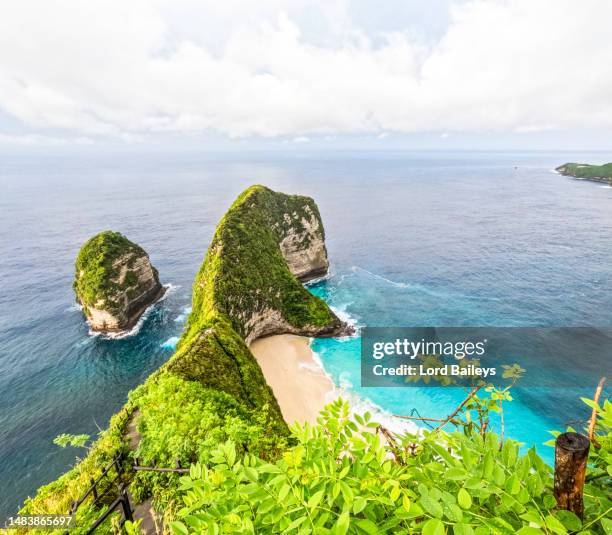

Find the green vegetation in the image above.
[
  {"left": 23, "top": 185, "right": 610, "bottom": 534},
  {"left": 20, "top": 405, "right": 133, "bottom": 521},
  {"left": 73, "top": 231, "right": 148, "bottom": 315},
  {"left": 171, "top": 397, "right": 611, "bottom": 535},
  {"left": 53, "top": 434, "right": 90, "bottom": 449},
  {"left": 127, "top": 375, "right": 288, "bottom": 509},
  {"left": 556, "top": 163, "right": 612, "bottom": 183},
  {"left": 21, "top": 186, "right": 344, "bottom": 532}
]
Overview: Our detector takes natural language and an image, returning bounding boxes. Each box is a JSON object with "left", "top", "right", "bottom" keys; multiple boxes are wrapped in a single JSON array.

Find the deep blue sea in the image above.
[{"left": 1, "top": 150, "right": 611, "bottom": 517}]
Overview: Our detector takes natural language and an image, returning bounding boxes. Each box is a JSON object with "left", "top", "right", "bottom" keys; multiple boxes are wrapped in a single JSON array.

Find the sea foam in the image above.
[
  {"left": 174, "top": 306, "right": 192, "bottom": 323},
  {"left": 161, "top": 336, "right": 179, "bottom": 349},
  {"left": 308, "top": 341, "right": 420, "bottom": 436}
]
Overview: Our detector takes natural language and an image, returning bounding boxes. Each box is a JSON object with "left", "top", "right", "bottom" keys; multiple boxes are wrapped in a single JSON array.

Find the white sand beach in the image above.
[{"left": 249, "top": 334, "right": 337, "bottom": 425}]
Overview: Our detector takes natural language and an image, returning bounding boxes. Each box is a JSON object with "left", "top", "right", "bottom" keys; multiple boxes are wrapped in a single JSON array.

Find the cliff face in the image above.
[
  {"left": 74, "top": 231, "right": 165, "bottom": 332},
  {"left": 277, "top": 202, "right": 329, "bottom": 282}
]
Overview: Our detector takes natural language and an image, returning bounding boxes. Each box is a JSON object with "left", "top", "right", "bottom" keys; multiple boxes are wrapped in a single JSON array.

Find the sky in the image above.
[{"left": 0, "top": 0, "right": 611, "bottom": 152}]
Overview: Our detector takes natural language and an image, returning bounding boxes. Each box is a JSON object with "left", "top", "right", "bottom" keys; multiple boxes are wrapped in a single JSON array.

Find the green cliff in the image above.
[
  {"left": 74, "top": 231, "right": 165, "bottom": 332},
  {"left": 20, "top": 186, "right": 347, "bottom": 530},
  {"left": 556, "top": 162, "right": 612, "bottom": 184}
]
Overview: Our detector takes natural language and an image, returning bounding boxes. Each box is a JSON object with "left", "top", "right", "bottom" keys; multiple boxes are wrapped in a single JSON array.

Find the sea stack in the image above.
[{"left": 73, "top": 231, "right": 165, "bottom": 332}]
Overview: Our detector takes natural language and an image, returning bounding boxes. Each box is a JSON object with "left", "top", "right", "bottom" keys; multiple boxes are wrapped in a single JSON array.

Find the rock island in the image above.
[{"left": 73, "top": 231, "right": 165, "bottom": 332}]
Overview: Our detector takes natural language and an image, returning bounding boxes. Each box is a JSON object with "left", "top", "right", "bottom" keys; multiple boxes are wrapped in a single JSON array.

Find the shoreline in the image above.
[{"left": 249, "top": 334, "right": 337, "bottom": 425}]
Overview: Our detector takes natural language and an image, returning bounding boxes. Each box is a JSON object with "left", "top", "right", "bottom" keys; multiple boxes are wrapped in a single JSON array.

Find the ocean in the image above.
[{"left": 1, "top": 150, "right": 610, "bottom": 517}]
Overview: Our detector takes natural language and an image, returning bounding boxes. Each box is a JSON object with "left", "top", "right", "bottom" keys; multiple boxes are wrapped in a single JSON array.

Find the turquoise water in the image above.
[{"left": 1, "top": 150, "right": 611, "bottom": 516}]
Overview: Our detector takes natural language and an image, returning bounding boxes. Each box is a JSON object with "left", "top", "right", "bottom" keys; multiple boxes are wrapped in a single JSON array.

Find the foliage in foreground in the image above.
[{"left": 171, "top": 398, "right": 611, "bottom": 535}]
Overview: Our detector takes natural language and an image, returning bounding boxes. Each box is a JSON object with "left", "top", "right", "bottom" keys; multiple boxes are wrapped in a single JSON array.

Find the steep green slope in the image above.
[
  {"left": 184, "top": 184, "right": 346, "bottom": 345},
  {"left": 556, "top": 162, "right": 612, "bottom": 183},
  {"left": 19, "top": 186, "right": 346, "bottom": 530}
]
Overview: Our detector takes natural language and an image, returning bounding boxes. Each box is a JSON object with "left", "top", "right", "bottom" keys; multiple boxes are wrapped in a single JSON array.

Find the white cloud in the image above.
[{"left": 0, "top": 0, "right": 610, "bottom": 140}]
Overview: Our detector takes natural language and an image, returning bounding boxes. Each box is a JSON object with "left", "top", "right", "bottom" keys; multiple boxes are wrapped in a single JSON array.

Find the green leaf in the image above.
[
  {"left": 420, "top": 494, "right": 444, "bottom": 519},
  {"left": 283, "top": 516, "right": 307, "bottom": 533},
  {"left": 482, "top": 517, "right": 515, "bottom": 535},
  {"left": 259, "top": 463, "right": 282, "bottom": 474},
  {"left": 356, "top": 519, "right": 379, "bottom": 535},
  {"left": 555, "top": 510, "right": 582, "bottom": 532},
  {"left": 170, "top": 521, "right": 189, "bottom": 535},
  {"left": 493, "top": 464, "right": 506, "bottom": 486},
  {"left": 335, "top": 510, "right": 350, "bottom": 535},
  {"left": 506, "top": 474, "right": 521, "bottom": 495},
  {"left": 516, "top": 528, "right": 544, "bottom": 535},
  {"left": 482, "top": 451, "right": 494, "bottom": 479},
  {"left": 453, "top": 524, "right": 475, "bottom": 535},
  {"left": 520, "top": 511, "right": 543, "bottom": 526},
  {"left": 307, "top": 490, "right": 324, "bottom": 509},
  {"left": 445, "top": 468, "right": 468, "bottom": 480},
  {"left": 243, "top": 467, "right": 258, "bottom": 482},
  {"left": 53, "top": 433, "right": 90, "bottom": 449},
  {"left": 278, "top": 484, "right": 290, "bottom": 502},
  {"left": 580, "top": 397, "right": 600, "bottom": 411},
  {"left": 443, "top": 503, "right": 463, "bottom": 523},
  {"left": 352, "top": 496, "right": 367, "bottom": 514},
  {"left": 545, "top": 515, "right": 568, "bottom": 534},
  {"left": 457, "top": 488, "right": 472, "bottom": 510},
  {"left": 422, "top": 518, "right": 445, "bottom": 535}
]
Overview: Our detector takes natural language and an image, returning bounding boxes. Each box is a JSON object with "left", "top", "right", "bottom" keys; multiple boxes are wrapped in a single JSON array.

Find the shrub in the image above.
[
  {"left": 171, "top": 397, "right": 611, "bottom": 534},
  {"left": 127, "top": 375, "right": 288, "bottom": 506}
]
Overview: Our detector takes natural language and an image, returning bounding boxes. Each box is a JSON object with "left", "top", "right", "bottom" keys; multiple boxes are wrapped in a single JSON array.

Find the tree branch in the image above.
[
  {"left": 434, "top": 385, "right": 484, "bottom": 432},
  {"left": 587, "top": 377, "right": 606, "bottom": 442}
]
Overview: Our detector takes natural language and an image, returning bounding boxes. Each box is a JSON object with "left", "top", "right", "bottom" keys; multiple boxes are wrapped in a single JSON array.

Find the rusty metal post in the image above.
[
  {"left": 120, "top": 485, "right": 133, "bottom": 523},
  {"left": 554, "top": 432, "right": 590, "bottom": 518}
]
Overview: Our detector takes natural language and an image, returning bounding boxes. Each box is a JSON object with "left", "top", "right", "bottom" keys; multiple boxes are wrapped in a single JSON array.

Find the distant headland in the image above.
[{"left": 555, "top": 162, "right": 612, "bottom": 185}]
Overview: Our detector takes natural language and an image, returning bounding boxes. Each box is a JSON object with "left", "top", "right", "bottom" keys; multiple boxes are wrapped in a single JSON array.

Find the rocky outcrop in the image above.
[
  {"left": 74, "top": 231, "right": 165, "bottom": 332},
  {"left": 277, "top": 203, "right": 329, "bottom": 282},
  {"left": 190, "top": 185, "right": 351, "bottom": 345}
]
